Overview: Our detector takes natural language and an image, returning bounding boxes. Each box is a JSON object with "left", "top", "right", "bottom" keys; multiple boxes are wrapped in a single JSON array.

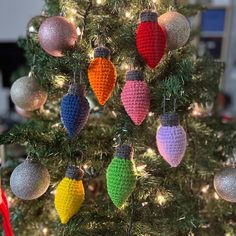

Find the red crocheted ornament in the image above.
[{"left": 136, "top": 11, "right": 166, "bottom": 69}]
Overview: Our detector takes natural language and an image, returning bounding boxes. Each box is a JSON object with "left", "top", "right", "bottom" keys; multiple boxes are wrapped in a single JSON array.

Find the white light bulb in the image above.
[
  {"left": 42, "top": 227, "right": 48, "bottom": 235},
  {"left": 125, "top": 11, "right": 131, "bottom": 18}
]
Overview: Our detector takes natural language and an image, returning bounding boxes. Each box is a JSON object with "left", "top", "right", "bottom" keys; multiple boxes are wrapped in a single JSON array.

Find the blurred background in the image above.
[{"left": 0, "top": 0, "right": 236, "bottom": 130}]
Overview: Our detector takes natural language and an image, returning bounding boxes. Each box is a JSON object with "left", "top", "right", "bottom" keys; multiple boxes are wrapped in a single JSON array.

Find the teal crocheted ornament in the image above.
[{"left": 106, "top": 145, "right": 137, "bottom": 208}]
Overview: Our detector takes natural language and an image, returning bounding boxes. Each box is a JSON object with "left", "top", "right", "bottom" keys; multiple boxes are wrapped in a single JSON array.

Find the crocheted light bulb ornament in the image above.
[
  {"left": 88, "top": 47, "right": 117, "bottom": 105},
  {"left": 121, "top": 70, "right": 150, "bottom": 125},
  {"left": 61, "top": 84, "right": 90, "bottom": 138},
  {"left": 0, "top": 188, "right": 14, "bottom": 236},
  {"left": 106, "top": 145, "right": 137, "bottom": 208},
  {"left": 55, "top": 166, "right": 85, "bottom": 224},
  {"left": 136, "top": 11, "right": 166, "bottom": 69},
  {"left": 156, "top": 113, "right": 187, "bottom": 167}
]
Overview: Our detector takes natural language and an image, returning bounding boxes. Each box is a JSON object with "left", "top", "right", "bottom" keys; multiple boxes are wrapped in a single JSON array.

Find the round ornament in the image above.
[
  {"left": 38, "top": 16, "right": 78, "bottom": 57},
  {"left": 158, "top": 11, "right": 190, "bottom": 50},
  {"left": 27, "top": 15, "right": 47, "bottom": 39},
  {"left": 214, "top": 168, "right": 236, "bottom": 202},
  {"left": 10, "top": 75, "right": 48, "bottom": 111},
  {"left": 15, "top": 105, "right": 32, "bottom": 118},
  {"left": 10, "top": 160, "right": 50, "bottom": 200}
]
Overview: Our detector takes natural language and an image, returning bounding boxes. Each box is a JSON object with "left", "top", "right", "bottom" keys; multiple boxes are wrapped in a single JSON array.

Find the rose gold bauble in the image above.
[
  {"left": 38, "top": 16, "right": 78, "bottom": 57},
  {"left": 158, "top": 11, "right": 190, "bottom": 50}
]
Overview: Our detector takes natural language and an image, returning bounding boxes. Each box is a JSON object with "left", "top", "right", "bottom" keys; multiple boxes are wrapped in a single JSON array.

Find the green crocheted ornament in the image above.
[{"left": 106, "top": 145, "right": 137, "bottom": 208}]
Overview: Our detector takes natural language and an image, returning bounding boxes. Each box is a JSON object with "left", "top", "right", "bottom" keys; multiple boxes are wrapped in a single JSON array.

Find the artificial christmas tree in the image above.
[{"left": 1, "top": 0, "right": 236, "bottom": 235}]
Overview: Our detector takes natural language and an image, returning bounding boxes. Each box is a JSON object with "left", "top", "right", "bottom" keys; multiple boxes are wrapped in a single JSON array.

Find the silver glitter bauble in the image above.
[
  {"left": 158, "top": 11, "right": 190, "bottom": 50},
  {"left": 38, "top": 16, "right": 78, "bottom": 57},
  {"left": 10, "top": 75, "right": 48, "bottom": 111},
  {"left": 10, "top": 160, "right": 50, "bottom": 200},
  {"left": 26, "top": 15, "right": 47, "bottom": 40},
  {"left": 214, "top": 168, "right": 236, "bottom": 202}
]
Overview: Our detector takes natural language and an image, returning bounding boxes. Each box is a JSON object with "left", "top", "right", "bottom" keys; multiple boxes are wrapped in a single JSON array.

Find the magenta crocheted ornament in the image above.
[
  {"left": 121, "top": 70, "right": 150, "bottom": 126},
  {"left": 156, "top": 113, "right": 187, "bottom": 167}
]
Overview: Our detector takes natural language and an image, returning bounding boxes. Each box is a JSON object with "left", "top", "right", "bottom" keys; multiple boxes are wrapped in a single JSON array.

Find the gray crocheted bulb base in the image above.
[
  {"left": 140, "top": 11, "right": 158, "bottom": 22},
  {"left": 115, "top": 145, "right": 134, "bottom": 160},
  {"left": 160, "top": 113, "right": 180, "bottom": 127},
  {"left": 94, "top": 46, "right": 110, "bottom": 59},
  {"left": 126, "top": 70, "right": 144, "bottom": 81},
  {"left": 65, "top": 165, "right": 84, "bottom": 180}
]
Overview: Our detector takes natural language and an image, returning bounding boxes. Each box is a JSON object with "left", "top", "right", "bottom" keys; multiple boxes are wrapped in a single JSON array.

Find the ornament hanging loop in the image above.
[
  {"left": 29, "top": 54, "right": 36, "bottom": 77},
  {"left": 173, "top": 98, "right": 177, "bottom": 112}
]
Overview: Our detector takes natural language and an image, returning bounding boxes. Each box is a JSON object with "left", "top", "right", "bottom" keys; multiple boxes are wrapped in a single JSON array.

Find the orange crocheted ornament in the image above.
[{"left": 88, "top": 47, "right": 117, "bottom": 106}]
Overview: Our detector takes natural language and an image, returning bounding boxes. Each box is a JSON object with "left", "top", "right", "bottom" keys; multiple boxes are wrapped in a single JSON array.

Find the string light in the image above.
[
  {"left": 76, "top": 27, "right": 81, "bottom": 36},
  {"left": 125, "top": 11, "right": 131, "bottom": 18},
  {"left": 121, "top": 63, "right": 130, "bottom": 70},
  {"left": 155, "top": 192, "right": 167, "bottom": 206},
  {"left": 147, "top": 148, "right": 155, "bottom": 155},
  {"left": 53, "top": 75, "right": 65, "bottom": 88},
  {"left": 70, "top": 8, "right": 77, "bottom": 14},
  {"left": 42, "top": 227, "right": 48, "bottom": 235},
  {"left": 214, "top": 192, "right": 220, "bottom": 200},
  {"left": 142, "top": 202, "right": 148, "bottom": 206},
  {"left": 96, "top": 0, "right": 106, "bottom": 5},
  {"left": 201, "top": 185, "right": 209, "bottom": 194}
]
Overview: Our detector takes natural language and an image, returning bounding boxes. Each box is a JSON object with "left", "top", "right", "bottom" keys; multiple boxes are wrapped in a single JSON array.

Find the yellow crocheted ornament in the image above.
[{"left": 54, "top": 166, "right": 85, "bottom": 224}]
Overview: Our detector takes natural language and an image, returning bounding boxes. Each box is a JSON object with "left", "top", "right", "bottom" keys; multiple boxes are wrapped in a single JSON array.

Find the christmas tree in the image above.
[{"left": 1, "top": 0, "right": 236, "bottom": 235}]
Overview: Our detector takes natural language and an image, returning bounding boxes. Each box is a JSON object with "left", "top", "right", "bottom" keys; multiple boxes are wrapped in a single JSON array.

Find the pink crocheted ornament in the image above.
[
  {"left": 121, "top": 70, "right": 150, "bottom": 126},
  {"left": 156, "top": 113, "right": 187, "bottom": 167}
]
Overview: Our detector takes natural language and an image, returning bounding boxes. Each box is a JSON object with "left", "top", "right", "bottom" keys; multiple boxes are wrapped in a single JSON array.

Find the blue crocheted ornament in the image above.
[{"left": 61, "top": 85, "right": 90, "bottom": 138}]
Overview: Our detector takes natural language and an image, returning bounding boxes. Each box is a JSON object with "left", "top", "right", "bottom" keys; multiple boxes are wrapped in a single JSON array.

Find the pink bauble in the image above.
[
  {"left": 156, "top": 113, "right": 187, "bottom": 167},
  {"left": 121, "top": 70, "right": 150, "bottom": 126},
  {"left": 38, "top": 16, "right": 78, "bottom": 57}
]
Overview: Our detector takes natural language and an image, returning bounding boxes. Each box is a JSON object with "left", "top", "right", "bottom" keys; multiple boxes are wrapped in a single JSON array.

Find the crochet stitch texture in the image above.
[
  {"left": 61, "top": 93, "right": 90, "bottom": 138},
  {"left": 156, "top": 125, "right": 187, "bottom": 167},
  {"left": 88, "top": 58, "right": 117, "bottom": 105},
  {"left": 136, "top": 12, "right": 166, "bottom": 69},
  {"left": 55, "top": 177, "right": 85, "bottom": 224},
  {"left": 121, "top": 78, "right": 150, "bottom": 125},
  {"left": 106, "top": 157, "right": 136, "bottom": 208}
]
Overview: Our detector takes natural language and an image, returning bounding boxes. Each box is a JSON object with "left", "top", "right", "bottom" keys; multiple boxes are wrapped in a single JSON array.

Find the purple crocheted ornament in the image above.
[
  {"left": 61, "top": 84, "right": 90, "bottom": 138},
  {"left": 156, "top": 113, "right": 187, "bottom": 167}
]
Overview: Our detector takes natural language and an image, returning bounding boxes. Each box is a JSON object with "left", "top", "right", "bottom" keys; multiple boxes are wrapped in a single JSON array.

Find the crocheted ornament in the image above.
[
  {"left": 61, "top": 84, "right": 90, "bottom": 138},
  {"left": 55, "top": 166, "right": 85, "bottom": 224},
  {"left": 136, "top": 11, "right": 166, "bottom": 69},
  {"left": 88, "top": 47, "right": 117, "bottom": 105},
  {"left": 121, "top": 70, "right": 150, "bottom": 125},
  {"left": 156, "top": 113, "right": 187, "bottom": 167},
  {"left": 0, "top": 188, "right": 14, "bottom": 236},
  {"left": 106, "top": 145, "right": 137, "bottom": 208},
  {"left": 158, "top": 11, "right": 190, "bottom": 50}
]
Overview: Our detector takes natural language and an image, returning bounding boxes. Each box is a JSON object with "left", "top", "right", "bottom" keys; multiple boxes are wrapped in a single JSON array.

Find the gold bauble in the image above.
[
  {"left": 10, "top": 75, "right": 48, "bottom": 111},
  {"left": 158, "top": 11, "right": 190, "bottom": 50}
]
